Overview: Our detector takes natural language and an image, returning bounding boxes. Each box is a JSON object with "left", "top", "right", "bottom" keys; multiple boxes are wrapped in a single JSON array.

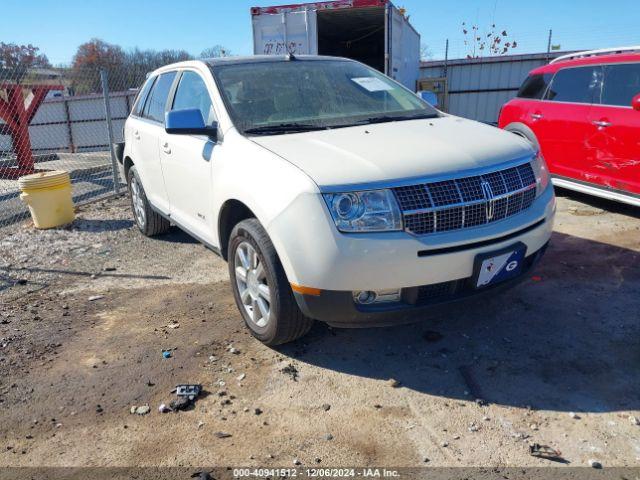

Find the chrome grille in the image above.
[{"left": 394, "top": 162, "right": 537, "bottom": 236}]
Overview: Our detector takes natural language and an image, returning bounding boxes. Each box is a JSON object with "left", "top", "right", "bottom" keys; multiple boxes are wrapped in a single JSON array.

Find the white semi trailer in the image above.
[{"left": 251, "top": 0, "right": 421, "bottom": 90}]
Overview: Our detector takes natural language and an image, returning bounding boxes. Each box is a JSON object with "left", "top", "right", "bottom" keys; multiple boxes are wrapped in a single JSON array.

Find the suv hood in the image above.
[{"left": 250, "top": 116, "right": 533, "bottom": 190}]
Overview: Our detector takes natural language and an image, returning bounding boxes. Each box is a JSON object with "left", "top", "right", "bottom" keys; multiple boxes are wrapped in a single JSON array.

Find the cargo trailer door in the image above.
[
  {"left": 388, "top": 6, "right": 420, "bottom": 90},
  {"left": 252, "top": 10, "right": 318, "bottom": 56}
]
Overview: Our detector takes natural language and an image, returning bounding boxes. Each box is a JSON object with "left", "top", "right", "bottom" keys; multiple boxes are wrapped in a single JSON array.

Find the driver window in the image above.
[{"left": 172, "top": 71, "right": 216, "bottom": 125}]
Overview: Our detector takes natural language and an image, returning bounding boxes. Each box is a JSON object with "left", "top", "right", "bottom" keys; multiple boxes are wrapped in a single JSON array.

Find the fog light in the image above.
[{"left": 353, "top": 289, "right": 401, "bottom": 305}]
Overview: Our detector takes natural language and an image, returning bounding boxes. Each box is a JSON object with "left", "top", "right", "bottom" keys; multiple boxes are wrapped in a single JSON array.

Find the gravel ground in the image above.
[{"left": 0, "top": 191, "right": 639, "bottom": 469}]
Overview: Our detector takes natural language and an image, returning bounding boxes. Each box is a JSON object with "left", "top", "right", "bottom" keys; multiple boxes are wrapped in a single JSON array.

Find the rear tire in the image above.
[
  {"left": 127, "top": 165, "right": 170, "bottom": 237},
  {"left": 228, "top": 218, "right": 313, "bottom": 346}
]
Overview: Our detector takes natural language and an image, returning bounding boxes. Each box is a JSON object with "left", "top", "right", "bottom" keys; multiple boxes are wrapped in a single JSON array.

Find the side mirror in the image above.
[
  {"left": 632, "top": 93, "right": 640, "bottom": 111},
  {"left": 165, "top": 108, "right": 218, "bottom": 140},
  {"left": 418, "top": 90, "right": 439, "bottom": 108}
]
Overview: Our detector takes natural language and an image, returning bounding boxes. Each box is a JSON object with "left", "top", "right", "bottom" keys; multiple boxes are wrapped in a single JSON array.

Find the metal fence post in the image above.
[{"left": 100, "top": 68, "right": 121, "bottom": 194}]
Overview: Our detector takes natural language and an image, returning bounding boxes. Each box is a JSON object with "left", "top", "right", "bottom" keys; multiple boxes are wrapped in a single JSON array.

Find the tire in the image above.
[
  {"left": 228, "top": 218, "right": 313, "bottom": 346},
  {"left": 127, "top": 165, "right": 170, "bottom": 237}
]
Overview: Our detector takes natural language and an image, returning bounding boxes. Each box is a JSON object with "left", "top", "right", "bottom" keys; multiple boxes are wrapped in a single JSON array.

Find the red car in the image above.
[{"left": 499, "top": 47, "right": 640, "bottom": 207}]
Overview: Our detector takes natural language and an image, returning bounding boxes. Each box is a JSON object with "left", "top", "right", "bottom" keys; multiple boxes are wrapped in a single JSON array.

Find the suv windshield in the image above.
[{"left": 211, "top": 59, "right": 438, "bottom": 135}]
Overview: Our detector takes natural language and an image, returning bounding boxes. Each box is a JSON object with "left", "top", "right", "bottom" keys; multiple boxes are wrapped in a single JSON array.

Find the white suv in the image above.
[{"left": 118, "top": 56, "right": 556, "bottom": 345}]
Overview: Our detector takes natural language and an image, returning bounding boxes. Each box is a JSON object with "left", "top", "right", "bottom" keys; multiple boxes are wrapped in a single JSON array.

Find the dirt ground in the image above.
[{"left": 0, "top": 191, "right": 639, "bottom": 469}]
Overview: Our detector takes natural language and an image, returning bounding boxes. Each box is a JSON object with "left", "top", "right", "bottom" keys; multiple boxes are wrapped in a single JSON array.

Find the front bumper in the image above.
[{"left": 295, "top": 241, "right": 549, "bottom": 327}]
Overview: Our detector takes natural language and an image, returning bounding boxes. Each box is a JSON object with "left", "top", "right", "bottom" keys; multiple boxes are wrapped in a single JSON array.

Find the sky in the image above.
[{"left": 3, "top": 0, "right": 640, "bottom": 65}]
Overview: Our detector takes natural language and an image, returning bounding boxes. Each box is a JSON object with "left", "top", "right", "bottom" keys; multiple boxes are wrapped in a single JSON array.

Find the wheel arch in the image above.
[
  {"left": 123, "top": 156, "right": 135, "bottom": 180},
  {"left": 218, "top": 199, "right": 258, "bottom": 260}
]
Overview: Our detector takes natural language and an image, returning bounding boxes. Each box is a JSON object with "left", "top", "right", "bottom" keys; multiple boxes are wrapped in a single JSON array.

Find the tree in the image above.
[
  {"left": 0, "top": 42, "right": 51, "bottom": 70},
  {"left": 200, "top": 45, "right": 232, "bottom": 58},
  {"left": 0, "top": 43, "right": 51, "bottom": 81},
  {"left": 71, "top": 38, "right": 126, "bottom": 93},
  {"left": 462, "top": 22, "right": 518, "bottom": 59}
]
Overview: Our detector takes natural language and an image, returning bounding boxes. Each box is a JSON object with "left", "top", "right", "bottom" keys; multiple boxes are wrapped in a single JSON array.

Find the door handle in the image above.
[
  {"left": 531, "top": 113, "right": 543, "bottom": 120},
  {"left": 133, "top": 130, "right": 141, "bottom": 140},
  {"left": 162, "top": 142, "right": 171, "bottom": 154},
  {"left": 592, "top": 120, "right": 612, "bottom": 128}
]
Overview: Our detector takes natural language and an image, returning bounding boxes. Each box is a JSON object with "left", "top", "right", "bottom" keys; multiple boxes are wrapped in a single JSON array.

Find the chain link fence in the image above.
[{"left": 0, "top": 66, "right": 147, "bottom": 228}]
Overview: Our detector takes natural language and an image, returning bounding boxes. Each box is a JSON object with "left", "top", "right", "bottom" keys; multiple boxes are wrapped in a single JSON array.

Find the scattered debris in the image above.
[
  {"left": 166, "top": 322, "right": 180, "bottom": 329},
  {"left": 214, "top": 432, "right": 232, "bottom": 439},
  {"left": 388, "top": 378, "right": 401, "bottom": 388},
  {"left": 529, "top": 443, "right": 562, "bottom": 460},
  {"left": 158, "top": 404, "right": 172, "bottom": 413},
  {"left": 228, "top": 345, "right": 240, "bottom": 354},
  {"left": 254, "top": 408, "right": 263, "bottom": 415},
  {"left": 95, "top": 405, "right": 103, "bottom": 413},
  {"left": 163, "top": 384, "right": 203, "bottom": 412},
  {"left": 423, "top": 330, "right": 443, "bottom": 342},
  {"left": 322, "top": 403, "right": 331, "bottom": 411},
  {"left": 468, "top": 423, "right": 479, "bottom": 432},
  {"left": 530, "top": 423, "right": 539, "bottom": 431},
  {"left": 88, "top": 295, "right": 104, "bottom": 301},
  {"left": 293, "top": 458, "right": 302, "bottom": 466},
  {"left": 588, "top": 459, "right": 602, "bottom": 469},
  {"left": 281, "top": 364, "right": 299, "bottom": 382},
  {"left": 236, "top": 373, "right": 246, "bottom": 381},
  {"left": 441, "top": 442, "right": 449, "bottom": 448},
  {"left": 569, "top": 412, "right": 580, "bottom": 419},
  {"left": 176, "top": 384, "right": 202, "bottom": 398},
  {"left": 162, "top": 350, "right": 172, "bottom": 359},
  {"left": 629, "top": 416, "right": 640, "bottom": 426},
  {"left": 132, "top": 405, "right": 150, "bottom": 416}
]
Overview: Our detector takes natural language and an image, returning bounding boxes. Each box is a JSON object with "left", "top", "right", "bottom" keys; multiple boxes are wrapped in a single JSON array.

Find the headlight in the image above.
[
  {"left": 531, "top": 151, "right": 550, "bottom": 196},
  {"left": 323, "top": 189, "right": 403, "bottom": 232}
]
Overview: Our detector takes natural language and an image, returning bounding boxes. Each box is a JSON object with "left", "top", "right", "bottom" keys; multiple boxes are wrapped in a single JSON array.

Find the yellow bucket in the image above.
[{"left": 18, "top": 170, "right": 76, "bottom": 229}]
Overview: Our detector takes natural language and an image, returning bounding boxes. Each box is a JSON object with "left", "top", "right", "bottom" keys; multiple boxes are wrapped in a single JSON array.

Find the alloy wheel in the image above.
[
  {"left": 234, "top": 241, "right": 272, "bottom": 328},
  {"left": 130, "top": 175, "right": 146, "bottom": 228}
]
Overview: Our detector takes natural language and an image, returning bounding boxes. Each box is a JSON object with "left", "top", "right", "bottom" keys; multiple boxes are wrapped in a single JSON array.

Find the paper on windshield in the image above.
[{"left": 351, "top": 77, "right": 394, "bottom": 92}]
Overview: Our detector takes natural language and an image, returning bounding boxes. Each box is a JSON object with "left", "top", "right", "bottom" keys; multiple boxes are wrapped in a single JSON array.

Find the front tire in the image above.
[
  {"left": 127, "top": 165, "right": 170, "bottom": 237},
  {"left": 228, "top": 219, "right": 313, "bottom": 346}
]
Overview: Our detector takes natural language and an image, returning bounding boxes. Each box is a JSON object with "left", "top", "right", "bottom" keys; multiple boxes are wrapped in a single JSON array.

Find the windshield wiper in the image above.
[
  {"left": 356, "top": 113, "right": 439, "bottom": 125},
  {"left": 244, "top": 123, "right": 328, "bottom": 135}
]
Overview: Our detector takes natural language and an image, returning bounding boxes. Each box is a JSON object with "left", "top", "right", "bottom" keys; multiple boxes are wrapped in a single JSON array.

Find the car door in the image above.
[
  {"left": 127, "top": 75, "right": 156, "bottom": 180},
  {"left": 532, "top": 65, "right": 601, "bottom": 181},
  {"left": 134, "top": 71, "right": 178, "bottom": 213},
  {"left": 585, "top": 62, "right": 640, "bottom": 195},
  {"left": 159, "top": 69, "right": 219, "bottom": 241}
]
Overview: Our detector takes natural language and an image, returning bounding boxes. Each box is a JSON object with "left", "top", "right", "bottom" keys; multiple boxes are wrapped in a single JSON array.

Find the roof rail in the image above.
[{"left": 550, "top": 46, "right": 640, "bottom": 64}]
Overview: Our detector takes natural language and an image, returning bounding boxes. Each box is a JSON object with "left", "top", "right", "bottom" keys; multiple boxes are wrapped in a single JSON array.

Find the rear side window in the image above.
[
  {"left": 601, "top": 63, "right": 640, "bottom": 107},
  {"left": 517, "top": 74, "right": 552, "bottom": 99},
  {"left": 132, "top": 76, "right": 156, "bottom": 116},
  {"left": 545, "top": 66, "right": 602, "bottom": 104},
  {"left": 143, "top": 71, "right": 177, "bottom": 123}
]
